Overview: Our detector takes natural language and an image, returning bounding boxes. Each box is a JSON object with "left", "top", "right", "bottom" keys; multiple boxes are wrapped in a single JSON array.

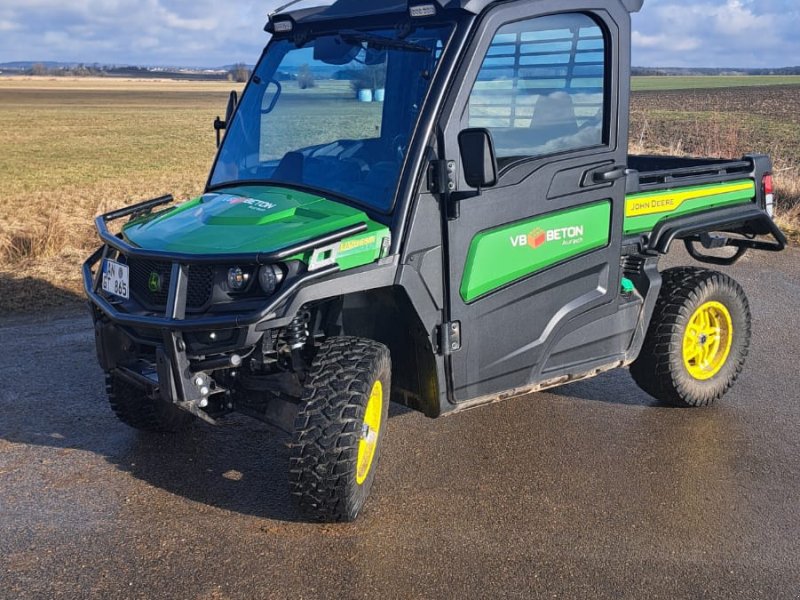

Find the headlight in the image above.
[
  {"left": 227, "top": 267, "right": 250, "bottom": 291},
  {"left": 258, "top": 264, "right": 285, "bottom": 296}
]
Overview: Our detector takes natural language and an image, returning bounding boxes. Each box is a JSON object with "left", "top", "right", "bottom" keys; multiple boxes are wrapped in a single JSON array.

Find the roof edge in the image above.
[
  {"left": 621, "top": 0, "right": 644, "bottom": 12},
  {"left": 272, "top": 0, "right": 645, "bottom": 30}
]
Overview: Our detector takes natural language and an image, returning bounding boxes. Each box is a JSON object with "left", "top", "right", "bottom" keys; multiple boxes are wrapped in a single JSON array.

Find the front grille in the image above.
[{"left": 128, "top": 258, "right": 215, "bottom": 311}]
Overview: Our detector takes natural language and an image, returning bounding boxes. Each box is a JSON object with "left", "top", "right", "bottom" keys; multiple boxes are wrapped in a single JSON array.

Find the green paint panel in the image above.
[
  {"left": 623, "top": 180, "right": 756, "bottom": 235},
  {"left": 460, "top": 201, "right": 612, "bottom": 303},
  {"left": 123, "top": 186, "right": 390, "bottom": 272}
]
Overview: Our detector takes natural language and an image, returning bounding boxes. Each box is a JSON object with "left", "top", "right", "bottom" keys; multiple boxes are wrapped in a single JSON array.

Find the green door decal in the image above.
[{"left": 460, "top": 201, "right": 612, "bottom": 303}]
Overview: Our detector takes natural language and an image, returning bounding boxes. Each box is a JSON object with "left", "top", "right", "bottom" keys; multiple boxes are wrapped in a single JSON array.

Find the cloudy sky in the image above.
[{"left": 0, "top": 0, "right": 797, "bottom": 68}]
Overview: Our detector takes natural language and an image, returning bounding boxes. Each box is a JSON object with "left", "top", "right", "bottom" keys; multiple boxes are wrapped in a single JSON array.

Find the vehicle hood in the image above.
[{"left": 123, "top": 186, "right": 388, "bottom": 257}]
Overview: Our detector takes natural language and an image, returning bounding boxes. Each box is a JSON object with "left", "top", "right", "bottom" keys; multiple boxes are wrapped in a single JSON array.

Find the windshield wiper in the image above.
[{"left": 340, "top": 30, "right": 430, "bottom": 53}]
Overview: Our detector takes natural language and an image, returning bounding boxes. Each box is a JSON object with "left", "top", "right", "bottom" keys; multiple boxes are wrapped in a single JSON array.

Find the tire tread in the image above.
[{"left": 630, "top": 267, "right": 751, "bottom": 407}]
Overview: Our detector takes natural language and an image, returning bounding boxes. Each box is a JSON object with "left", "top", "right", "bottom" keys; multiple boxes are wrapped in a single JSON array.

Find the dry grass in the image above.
[{"left": 0, "top": 79, "right": 236, "bottom": 313}]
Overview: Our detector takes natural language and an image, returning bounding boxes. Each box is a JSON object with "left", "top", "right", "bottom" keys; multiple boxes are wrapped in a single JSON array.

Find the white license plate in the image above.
[{"left": 102, "top": 259, "right": 130, "bottom": 300}]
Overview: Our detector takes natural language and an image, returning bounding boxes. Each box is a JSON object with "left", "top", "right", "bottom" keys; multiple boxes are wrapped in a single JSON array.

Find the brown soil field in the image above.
[{"left": 630, "top": 84, "right": 800, "bottom": 239}]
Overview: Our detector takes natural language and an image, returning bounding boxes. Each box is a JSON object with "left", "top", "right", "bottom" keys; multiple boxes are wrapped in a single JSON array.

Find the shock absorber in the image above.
[
  {"left": 286, "top": 310, "right": 311, "bottom": 379},
  {"left": 286, "top": 311, "right": 311, "bottom": 351}
]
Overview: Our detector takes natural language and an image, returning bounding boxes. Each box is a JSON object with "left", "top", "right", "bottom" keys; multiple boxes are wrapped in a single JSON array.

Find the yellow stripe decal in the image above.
[{"left": 625, "top": 181, "right": 755, "bottom": 218}]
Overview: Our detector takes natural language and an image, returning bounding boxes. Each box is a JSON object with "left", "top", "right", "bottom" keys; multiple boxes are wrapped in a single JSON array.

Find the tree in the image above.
[
  {"left": 31, "top": 63, "right": 47, "bottom": 77},
  {"left": 297, "top": 64, "right": 316, "bottom": 89},
  {"left": 350, "top": 65, "right": 387, "bottom": 94},
  {"left": 229, "top": 63, "right": 251, "bottom": 83}
]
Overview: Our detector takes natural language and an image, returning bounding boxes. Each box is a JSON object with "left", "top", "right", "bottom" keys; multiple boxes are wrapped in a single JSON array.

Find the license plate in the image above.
[{"left": 102, "top": 259, "right": 130, "bottom": 300}]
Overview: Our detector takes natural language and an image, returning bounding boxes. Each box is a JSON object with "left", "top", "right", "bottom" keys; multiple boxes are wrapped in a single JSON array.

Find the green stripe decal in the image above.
[
  {"left": 460, "top": 201, "right": 611, "bottom": 303},
  {"left": 624, "top": 179, "right": 756, "bottom": 235}
]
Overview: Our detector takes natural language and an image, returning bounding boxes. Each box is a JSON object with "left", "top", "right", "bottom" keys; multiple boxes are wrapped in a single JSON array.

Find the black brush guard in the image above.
[
  {"left": 84, "top": 194, "right": 367, "bottom": 330},
  {"left": 84, "top": 194, "right": 368, "bottom": 418}
]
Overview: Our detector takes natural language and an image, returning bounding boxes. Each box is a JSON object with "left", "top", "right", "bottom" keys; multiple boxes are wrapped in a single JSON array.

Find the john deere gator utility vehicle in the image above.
[{"left": 85, "top": 0, "right": 787, "bottom": 521}]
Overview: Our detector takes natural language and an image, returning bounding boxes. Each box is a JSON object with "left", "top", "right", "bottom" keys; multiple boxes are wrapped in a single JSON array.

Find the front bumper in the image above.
[{"left": 84, "top": 195, "right": 367, "bottom": 414}]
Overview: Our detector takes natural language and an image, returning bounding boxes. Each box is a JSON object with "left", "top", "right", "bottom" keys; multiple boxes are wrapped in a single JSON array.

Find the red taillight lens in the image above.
[
  {"left": 763, "top": 174, "right": 774, "bottom": 195},
  {"left": 763, "top": 174, "right": 775, "bottom": 217}
]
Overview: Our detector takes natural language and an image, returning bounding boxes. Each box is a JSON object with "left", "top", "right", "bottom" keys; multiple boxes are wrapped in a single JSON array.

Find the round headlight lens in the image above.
[
  {"left": 258, "top": 265, "right": 285, "bottom": 296},
  {"left": 227, "top": 267, "right": 249, "bottom": 291}
]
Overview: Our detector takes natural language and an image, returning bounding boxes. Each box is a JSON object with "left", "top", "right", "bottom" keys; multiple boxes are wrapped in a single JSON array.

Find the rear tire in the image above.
[
  {"left": 106, "top": 374, "right": 194, "bottom": 432},
  {"left": 630, "top": 267, "right": 751, "bottom": 407},
  {"left": 289, "top": 337, "right": 391, "bottom": 522}
]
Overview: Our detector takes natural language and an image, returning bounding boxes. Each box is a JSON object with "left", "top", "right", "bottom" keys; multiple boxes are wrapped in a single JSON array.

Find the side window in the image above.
[{"left": 467, "top": 13, "right": 606, "bottom": 167}]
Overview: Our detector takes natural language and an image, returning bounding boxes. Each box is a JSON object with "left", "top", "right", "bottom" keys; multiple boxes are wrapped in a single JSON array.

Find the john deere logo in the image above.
[
  {"left": 148, "top": 272, "right": 162, "bottom": 293},
  {"left": 510, "top": 226, "right": 585, "bottom": 249}
]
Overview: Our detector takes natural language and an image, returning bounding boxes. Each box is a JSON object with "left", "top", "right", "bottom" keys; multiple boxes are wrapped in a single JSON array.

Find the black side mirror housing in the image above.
[
  {"left": 458, "top": 128, "right": 498, "bottom": 190},
  {"left": 225, "top": 90, "right": 239, "bottom": 124},
  {"left": 214, "top": 90, "right": 240, "bottom": 148}
]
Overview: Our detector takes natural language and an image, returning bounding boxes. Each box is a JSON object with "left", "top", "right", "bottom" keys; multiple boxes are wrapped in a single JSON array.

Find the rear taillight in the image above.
[{"left": 763, "top": 174, "right": 775, "bottom": 218}]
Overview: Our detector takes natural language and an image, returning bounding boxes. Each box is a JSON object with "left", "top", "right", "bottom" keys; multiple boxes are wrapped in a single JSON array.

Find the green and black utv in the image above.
[{"left": 85, "top": 0, "right": 787, "bottom": 521}]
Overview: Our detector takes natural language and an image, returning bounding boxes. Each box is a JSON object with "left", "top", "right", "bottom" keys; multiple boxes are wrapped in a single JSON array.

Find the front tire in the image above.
[
  {"left": 289, "top": 337, "right": 391, "bottom": 522},
  {"left": 630, "top": 267, "right": 751, "bottom": 407},
  {"left": 106, "top": 374, "right": 194, "bottom": 432}
]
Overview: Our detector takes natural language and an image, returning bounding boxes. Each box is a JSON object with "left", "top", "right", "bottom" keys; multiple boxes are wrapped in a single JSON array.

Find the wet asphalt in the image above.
[{"left": 1, "top": 247, "right": 798, "bottom": 599}]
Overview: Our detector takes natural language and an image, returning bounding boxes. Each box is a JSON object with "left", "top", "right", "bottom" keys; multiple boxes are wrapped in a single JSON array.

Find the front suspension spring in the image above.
[{"left": 286, "top": 311, "right": 311, "bottom": 350}]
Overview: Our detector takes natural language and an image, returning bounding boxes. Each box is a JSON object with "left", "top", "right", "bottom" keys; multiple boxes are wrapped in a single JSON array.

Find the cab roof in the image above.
[{"left": 272, "top": 0, "right": 643, "bottom": 29}]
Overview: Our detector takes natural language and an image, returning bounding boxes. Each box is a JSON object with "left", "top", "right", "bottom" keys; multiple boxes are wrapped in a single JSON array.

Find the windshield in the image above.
[{"left": 209, "top": 25, "right": 453, "bottom": 212}]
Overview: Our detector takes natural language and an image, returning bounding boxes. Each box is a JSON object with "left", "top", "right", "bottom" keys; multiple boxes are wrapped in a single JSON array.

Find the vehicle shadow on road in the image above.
[
  {"left": 547, "top": 369, "right": 664, "bottom": 407},
  {"left": 0, "top": 273, "right": 85, "bottom": 316},
  {"left": 0, "top": 298, "right": 418, "bottom": 522}
]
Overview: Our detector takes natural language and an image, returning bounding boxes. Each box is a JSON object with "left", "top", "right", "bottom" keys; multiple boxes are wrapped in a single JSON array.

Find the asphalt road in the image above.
[{"left": 1, "top": 247, "right": 799, "bottom": 600}]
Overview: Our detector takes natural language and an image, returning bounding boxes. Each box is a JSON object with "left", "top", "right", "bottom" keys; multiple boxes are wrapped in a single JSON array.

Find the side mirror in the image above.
[
  {"left": 214, "top": 90, "right": 239, "bottom": 148},
  {"left": 458, "top": 128, "right": 498, "bottom": 190}
]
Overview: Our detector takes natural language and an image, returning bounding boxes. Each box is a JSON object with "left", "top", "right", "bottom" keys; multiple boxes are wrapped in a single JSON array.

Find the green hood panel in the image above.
[{"left": 123, "top": 186, "right": 390, "bottom": 271}]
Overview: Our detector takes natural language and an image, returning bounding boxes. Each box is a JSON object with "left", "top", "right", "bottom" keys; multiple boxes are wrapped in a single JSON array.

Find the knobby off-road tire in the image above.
[
  {"left": 630, "top": 267, "right": 751, "bottom": 407},
  {"left": 289, "top": 337, "right": 391, "bottom": 522},
  {"left": 106, "top": 374, "right": 194, "bottom": 432}
]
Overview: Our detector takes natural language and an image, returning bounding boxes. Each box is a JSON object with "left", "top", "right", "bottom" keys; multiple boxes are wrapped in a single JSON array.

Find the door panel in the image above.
[{"left": 441, "top": 2, "right": 633, "bottom": 404}]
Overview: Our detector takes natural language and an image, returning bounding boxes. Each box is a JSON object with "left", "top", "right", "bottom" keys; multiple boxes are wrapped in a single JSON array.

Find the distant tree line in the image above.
[
  {"left": 632, "top": 66, "right": 800, "bottom": 76},
  {"left": 28, "top": 63, "right": 107, "bottom": 77}
]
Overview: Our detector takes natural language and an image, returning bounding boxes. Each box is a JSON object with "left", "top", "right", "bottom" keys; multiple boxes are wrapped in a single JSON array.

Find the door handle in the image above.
[{"left": 592, "top": 165, "right": 628, "bottom": 183}]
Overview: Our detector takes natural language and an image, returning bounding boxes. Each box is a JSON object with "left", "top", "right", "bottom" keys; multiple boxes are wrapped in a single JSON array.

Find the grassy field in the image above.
[
  {"left": 0, "top": 77, "right": 798, "bottom": 314},
  {"left": 0, "top": 79, "right": 234, "bottom": 312},
  {"left": 631, "top": 75, "right": 800, "bottom": 91}
]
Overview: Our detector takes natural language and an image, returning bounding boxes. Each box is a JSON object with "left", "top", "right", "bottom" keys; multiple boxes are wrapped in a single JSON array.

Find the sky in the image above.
[{"left": 0, "top": 0, "right": 798, "bottom": 69}]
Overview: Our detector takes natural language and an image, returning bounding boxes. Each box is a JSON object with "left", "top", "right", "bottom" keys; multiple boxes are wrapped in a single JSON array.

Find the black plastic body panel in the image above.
[{"left": 436, "top": 0, "right": 635, "bottom": 408}]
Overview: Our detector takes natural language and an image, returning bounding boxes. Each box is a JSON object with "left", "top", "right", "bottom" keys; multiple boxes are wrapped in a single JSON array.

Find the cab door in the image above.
[{"left": 442, "top": 2, "right": 633, "bottom": 403}]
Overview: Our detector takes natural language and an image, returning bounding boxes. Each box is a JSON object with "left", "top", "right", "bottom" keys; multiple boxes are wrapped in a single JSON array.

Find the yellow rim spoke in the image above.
[
  {"left": 682, "top": 301, "right": 734, "bottom": 381},
  {"left": 356, "top": 380, "right": 383, "bottom": 485}
]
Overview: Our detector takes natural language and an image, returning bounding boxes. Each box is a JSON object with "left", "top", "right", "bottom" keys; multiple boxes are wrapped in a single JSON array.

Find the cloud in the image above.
[
  {"left": 0, "top": 0, "right": 283, "bottom": 66},
  {"left": 631, "top": 31, "right": 700, "bottom": 53},
  {"left": 0, "top": 0, "right": 797, "bottom": 68},
  {"left": 632, "top": 0, "right": 800, "bottom": 67}
]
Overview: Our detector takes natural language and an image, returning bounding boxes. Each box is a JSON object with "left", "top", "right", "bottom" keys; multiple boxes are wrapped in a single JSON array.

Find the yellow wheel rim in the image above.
[
  {"left": 356, "top": 380, "right": 383, "bottom": 486},
  {"left": 682, "top": 301, "right": 734, "bottom": 381}
]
